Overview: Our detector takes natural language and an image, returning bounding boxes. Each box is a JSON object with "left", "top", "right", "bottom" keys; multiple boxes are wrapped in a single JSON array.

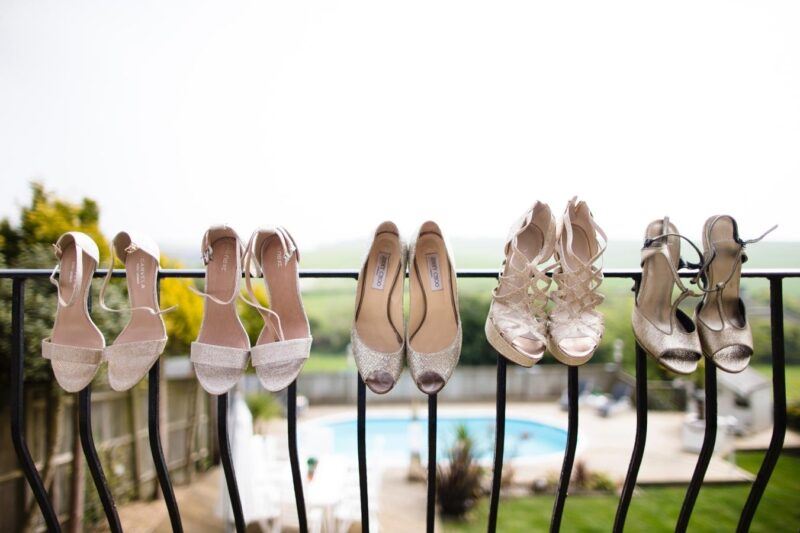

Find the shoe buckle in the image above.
[
  {"left": 124, "top": 243, "right": 139, "bottom": 254},
  {"left": 202, "top": 245, "right": 214, "bottom": 265}
]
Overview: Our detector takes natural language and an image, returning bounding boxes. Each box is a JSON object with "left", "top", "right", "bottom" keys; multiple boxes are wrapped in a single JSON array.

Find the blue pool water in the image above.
[{"left": 317, "top": 416, "right": 567, "bottom": 462}]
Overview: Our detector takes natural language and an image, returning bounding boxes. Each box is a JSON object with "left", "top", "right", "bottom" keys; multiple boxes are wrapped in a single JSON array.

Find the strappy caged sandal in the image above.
[
  {"left": 100, "top": 232, "right": 172, "bottom": 391},
  {"left": 548, "top": 197, "right": 607, "bottom": 366},
  {"left": 241, "top": 227, "right": 312, "bottom": 392},
  {"left": 485, "top": 202, "right": 556, "bottom": 367},
  {"left": 190, "top": 226, "right": 250, "bottom": 395},
  {"left": 695, "top": 216, "right": 776, "bottom": 373},
  {"left": 42, "top": 232, "right": 105, "bottom": 393},
  {"left": 631, "top": 218, "right": 703, "bottom": 375}
]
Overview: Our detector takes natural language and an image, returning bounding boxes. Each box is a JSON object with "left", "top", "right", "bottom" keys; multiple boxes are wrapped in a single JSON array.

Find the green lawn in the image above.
[
  {"left": 304, "top": 352, "right": 350, "bottom": 373},
  {"left": 443, "top": 451, "right": 800, "bottom": 532},
  {"left": 753, "top": 364, "right": 800, "bottom": 403}
]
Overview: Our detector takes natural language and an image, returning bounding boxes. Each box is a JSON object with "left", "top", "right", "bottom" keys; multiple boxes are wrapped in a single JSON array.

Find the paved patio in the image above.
[{"left": 114, "top": 402, "right": 800, "bottom": 532}]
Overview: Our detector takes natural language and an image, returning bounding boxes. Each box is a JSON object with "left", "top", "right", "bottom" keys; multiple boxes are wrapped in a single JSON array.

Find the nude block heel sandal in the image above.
[
  {"left": 407, "top": 221, "right": 462, "bottom": 395},
  {"left": 42, "top": 232, "right": 105, "bottom": 393},
  {"left": 190, "top": 226, "right": 251, "bottom": 395},
  {"left": 100, "top": 232, "right": 173, "bottom": 391},
  {"left": 352, "top": 222, "right": 406, "bottom": 394},
  {"left": 241, "top": 227, "right": 312, "bottom": 392}
]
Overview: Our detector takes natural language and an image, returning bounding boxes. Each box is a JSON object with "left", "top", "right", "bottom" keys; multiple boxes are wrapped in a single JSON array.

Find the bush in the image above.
[
  {"left": 789, "top": 401, "right": 800, "bottom": 432},
  {"left": 245, "top": 393, "right": 283, "bottom": 421},
  {"left": 437, "top": 425, "right": 484, "bottom": 519}
]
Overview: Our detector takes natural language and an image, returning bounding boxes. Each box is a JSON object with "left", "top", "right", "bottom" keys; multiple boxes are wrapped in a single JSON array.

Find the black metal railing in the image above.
[{"left": 3, "top": 267, "right": 796, "bottom": 532}]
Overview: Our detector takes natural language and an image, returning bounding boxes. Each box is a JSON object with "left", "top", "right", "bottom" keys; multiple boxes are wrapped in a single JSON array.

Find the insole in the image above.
[
  {"left": 410, "top": 233, "right": 457, "bottom": 352},
  {"left": 196, "top": 238, "right": 249, "bottom": 349},
  {"left": 562, "top": 224, "right": 593, "bottom": 271},
  {"left": 51, "top": 245, "right": 104, "bottom": 349},
  {"left": 638, "top": 221, "right": 680, "bottom": 329},
  {"left": 258, "top": 235, "right": 309, "bottom": 344},
  {"left": 355, "top": 233, "right": 403, "bottom": 352},
  {"left": 506, "top": 225, "right": 544, "bottom": 272},
  {"left": 700, "top": 218, "right": 744, "bottom": 329},
  {"left": 114, "top": 250, "right": 165, "bottom": 344},
  {"left": 501, "top": 224, "right": 544, "bottom": 351}
]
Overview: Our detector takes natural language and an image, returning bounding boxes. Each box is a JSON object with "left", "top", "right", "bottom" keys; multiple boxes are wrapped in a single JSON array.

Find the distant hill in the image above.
[{"left": 162, "top": 239, "right": 799, "bottom": 270}]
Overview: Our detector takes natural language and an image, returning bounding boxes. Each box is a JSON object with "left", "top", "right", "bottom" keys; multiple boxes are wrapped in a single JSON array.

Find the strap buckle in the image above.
[{"left": 202, "top": 245, "right": 214, "bottom": 265}]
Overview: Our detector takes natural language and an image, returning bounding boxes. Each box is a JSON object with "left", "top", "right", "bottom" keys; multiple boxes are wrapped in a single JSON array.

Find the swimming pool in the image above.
[{"left": 301, "top": 412, "right": 568, "bottom": 464}]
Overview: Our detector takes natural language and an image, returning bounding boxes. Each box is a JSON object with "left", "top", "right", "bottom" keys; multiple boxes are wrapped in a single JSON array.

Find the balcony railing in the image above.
[{"left": 3, "top": 267, "right": 797, "bottom": 533}]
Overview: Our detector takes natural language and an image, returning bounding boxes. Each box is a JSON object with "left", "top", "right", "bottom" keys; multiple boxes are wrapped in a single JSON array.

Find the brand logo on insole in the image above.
[
  {"left": 135, "top": 257, "right": 147, "bottom": 289},
  {"left": 220, "top": 252, "right": 230, "bottom": 272},
  {"left": 68, "top": 261, "right": 77, "bottom": 285},
  {"left": 276, "top": 250, "right": 285, "bottom": 268},
  {"left": 371, "top": 252, "right": 390, "bottom": 290},
  {"left": 426, "top": 253, "right": 443, "bottom": 291}
]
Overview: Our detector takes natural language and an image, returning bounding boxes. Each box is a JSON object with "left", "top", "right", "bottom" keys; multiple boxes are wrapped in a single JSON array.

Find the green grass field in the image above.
[
  {"left": 753, "top": 364, "right": 800, "bottom": 403},
  {"left": 444, "top": 451, "right": 800, "bottom": 532},
  {"left": 305, "top": 352, "right": 350, "bottom": 373}
]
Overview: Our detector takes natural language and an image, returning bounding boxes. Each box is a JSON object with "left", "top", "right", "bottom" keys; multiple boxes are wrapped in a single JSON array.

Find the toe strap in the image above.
[
  {"left": 190, "top": 342, "right": 250, "bottom": 369},
  {"left": 42, "top": 338, "right": 104, "bottom": 365},
  {"left": 251, "top": 337, "right": 312, "bottom": 367},
  {"left": 105, "top": 338, "right": 167, "bottom": 360}
]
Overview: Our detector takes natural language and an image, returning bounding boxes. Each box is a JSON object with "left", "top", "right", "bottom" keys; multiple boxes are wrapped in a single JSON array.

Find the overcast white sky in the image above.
[{"left": 1, "top": 1, "right": 798, "bottom": 251}]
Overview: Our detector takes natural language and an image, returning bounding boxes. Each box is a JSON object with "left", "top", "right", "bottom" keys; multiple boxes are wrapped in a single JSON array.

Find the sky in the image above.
[{"left": 1, "top": 1, "right": 799, "bottom": 253}]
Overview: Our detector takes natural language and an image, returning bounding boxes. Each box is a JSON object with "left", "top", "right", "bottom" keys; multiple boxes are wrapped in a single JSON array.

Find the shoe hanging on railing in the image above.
[
  {"left": 407, "top": 221, "right": 462, "bottom": 395},
  {"left": 352, "top": 221, "right": 406, "bottom": 394},
  {"left": 42, "top": 231, "right": 105, "bottom": 392},
  {"left": 486, "top": 201, "right": 556, "bottom": 367},
  {"left": 241, "top": 226, "right": 312, "bottom": 392},
  {"left": 695, "top": 215, "right": 777, "bottom": 373},
  {"left": 632, "top": 217, "right": 704, "bottom": 374},
  {"left": 190, "top": 225, "right": 250, "bottom": 395},
  {"left": 548, "top": 197, "right": 607, "bottom": 366},
  {"left": 100, "top": 231, "right": 172, "bottom": 391}
]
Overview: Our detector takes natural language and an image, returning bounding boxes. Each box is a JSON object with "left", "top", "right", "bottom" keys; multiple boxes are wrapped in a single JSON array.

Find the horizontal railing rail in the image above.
[{"left": 3, "top": 267, "right": 795, "bottom": 532}]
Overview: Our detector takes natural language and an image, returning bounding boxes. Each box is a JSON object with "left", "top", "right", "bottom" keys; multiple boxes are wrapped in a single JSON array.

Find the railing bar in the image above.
[
  {"left": 78, "top": 289, "right": 122, "bottom": 532},
  {"left": 550, "top": 365, "right": 579, "bottom": 533},
  {"left": 148, "top": 359, "right": 183, "bottom": 532},
  {"left": 357, "top": 374, "right": 370, "bottom": 532},
  {"left": 737, "top": 277, "right": 787, "bottom": 532},
  {"left": 78, "top": 385, "right": 122, "bottom": 532},
  {"left": 148, "top": 279, "right": 183, "bottom": 531},
  {"left": 676, "top": 362, "right": 717, "bottom": 532},
  {"left": 217, "top": 393, "right": 246, "bottom": 533},
  {"left": 613, "top": 341, "right": 649, "bottom": 532},
  {"left": 2, "top": 267, "right": 799, "bottom": 280},
  {"left": 487, "top": 356, "right": 507, "bottom": 533},
  {"left": 427, "top": 393, "right": 438, "bottom": 533},
  {"left": 9, "top": 278, "right": 62, "bottom": 531},
  {"left": 287, "top": 381, "right": 308, "bottom": 533}
]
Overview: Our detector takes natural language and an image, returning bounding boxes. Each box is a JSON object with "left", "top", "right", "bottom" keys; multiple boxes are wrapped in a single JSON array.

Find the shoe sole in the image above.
[{"left": 484, "top": 317, "right": 541, "bottom": 368}]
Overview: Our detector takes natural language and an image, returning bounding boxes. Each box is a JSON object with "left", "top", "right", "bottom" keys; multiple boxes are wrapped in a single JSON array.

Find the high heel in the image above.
[
  {"left": 548, "top": 197, "right": 606, "bottom": 366},
  {"left": 632, "top": 218, "right": 703, "bottom": 374},
  {"left": 485, "top": 202, "right": 556, "bottom": 367},
  {"left": 101, "top": 232, "right": 172, "bottom": 391},
  {"left": 241, "top": 227, "right": 312, "bottom": 392},
  {"left": 190, "top": 226, "right": 250, "bottom": 395},
  {"left": 42, "top": 232, "right": 105, "bottom": 393},
  {"left": 695, "top": 216, "right": 776, "bottom": 373},
  {"left": 407, "top": 221, "right": 461, "bottom": 394},
  {"left": 352, "top": 222, "right": 406, "bottom": 394}
]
